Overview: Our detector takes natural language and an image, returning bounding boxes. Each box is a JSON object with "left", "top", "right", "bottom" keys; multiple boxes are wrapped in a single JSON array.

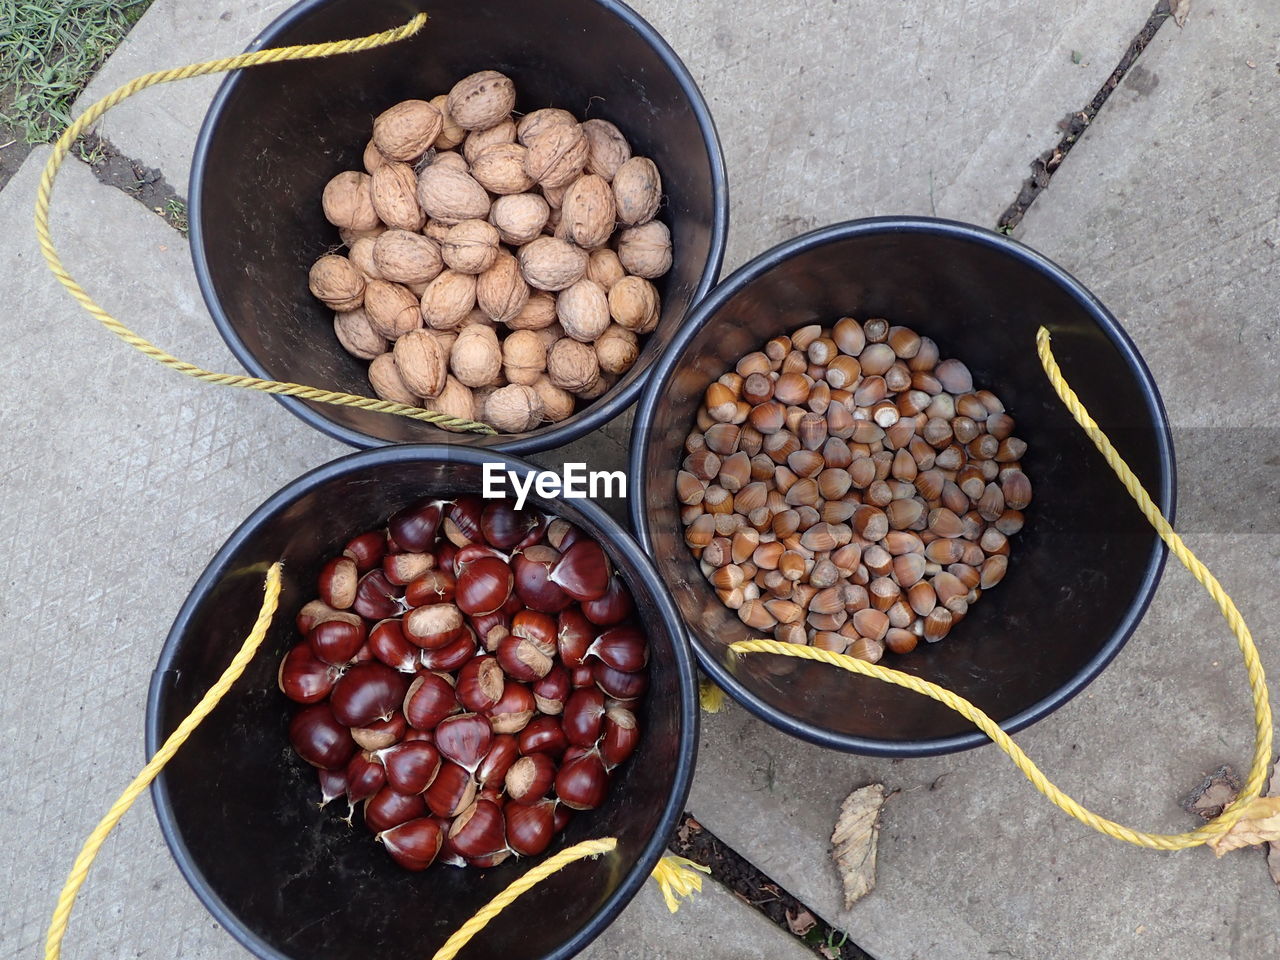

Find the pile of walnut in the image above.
[{"left": 307, "top": 70, "right": 671, "bottom": 433}]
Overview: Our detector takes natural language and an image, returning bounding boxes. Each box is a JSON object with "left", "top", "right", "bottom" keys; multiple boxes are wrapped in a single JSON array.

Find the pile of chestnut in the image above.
[{"left": 278, "top": 496, "right": 648, "bottom": 872}]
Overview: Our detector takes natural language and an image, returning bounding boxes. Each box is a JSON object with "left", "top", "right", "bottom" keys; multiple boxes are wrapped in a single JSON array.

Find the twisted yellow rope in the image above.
[
  {"left": 731, "top": 326, "right": 1272, "bottom": 851},
  {"left": 45, "top": 563, "right": 283, "bottom": 960},
  {"left": 651, "top": 854, "right": 713, "bottom": 912},
  {"left": 33, "top": 13, "right": 495, "bottom": 436}
]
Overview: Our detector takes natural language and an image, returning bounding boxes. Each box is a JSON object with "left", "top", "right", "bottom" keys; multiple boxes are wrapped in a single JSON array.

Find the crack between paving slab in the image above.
[
  {"left": 995, "top": 0, "right": 1174, "bottom": 233},
  {"left": 670, "top": 813, "right": 871, "bottom": 960},
  {"left": 72, "top": 132, "right": 188, "bottom": 236}
]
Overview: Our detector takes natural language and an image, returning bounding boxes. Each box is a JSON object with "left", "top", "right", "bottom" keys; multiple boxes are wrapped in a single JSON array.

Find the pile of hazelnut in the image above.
[
  {"left": 308, "top": 70, "right": 672, "bottom": 433},
  {"left": 279, "top": 497, "right": 648, "bottom": 871}
]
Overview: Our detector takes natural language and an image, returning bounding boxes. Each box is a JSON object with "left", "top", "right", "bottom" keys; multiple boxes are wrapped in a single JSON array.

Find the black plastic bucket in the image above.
[
  {"left": 629, "top": 217, "right": 1175, "bottom": 756},
  {"left": 146, "top": 445, "right": 698, "bottom": 960},
  {"left": 189, "top": 0, "right": 729, "bottom": 454}
]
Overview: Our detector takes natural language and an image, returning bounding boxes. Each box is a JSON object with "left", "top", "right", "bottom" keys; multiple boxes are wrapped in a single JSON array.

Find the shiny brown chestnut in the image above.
[
  {"left": 351, "top": 711, "right": 407, "bottom": 750},
  {"left": 497, "top": 633, "right": 554, "bottom": 682},
  {"left": 308, "top": 619, "right": 366, "bottom": 666},
  {"left": 436, "top": 822, "right": 468, "bottom": 868},
  {"left": 465, "top": 849, "right": 513, "bottom": 868},
  {"left": 447, "top": 798, "right": 506, "bottom": 859},
  {"left": 591, "top": 660, "right": 649, "bottom": 700},
  {"left": 601, "top": 706, "right": 640, "bottom": 769},
  {"left": 456, "top": 557, "right": 514, "bottom": 616},
  {"left": 345, "top": 750, "right": 388, "bottom": 807},
  {"left": 365, "top": 785, "right": 428, "bottom": 833},
  {"left": 368, "top": 620, "right": 419, "bottom": 673},
  {"left": 545, "top": 518, "right": 584, "bottom": 552},
  {"left": 552, "top": 802, "right": 573, "bottom": 834},
  {"left": 456, "top": 655, "right": 505, "bottom": 712},
  {"left": 569, "top": 664, "right": 596, "bottom": 689},
  {"left": 403, "top": 672, "right": 459, "bottom": 731},
  {"left": 475, "top": 734, "right": 519, "bottom": 790},
  {"left": 383, "top": 552, "right": 435, "bottom": 586},
  {"left": 480, "top": 502, "right": 541, "bottom": 550},
  {"left": 532, "top": 665, "right": 570, "bottom": 715},
  {"left": 405, "top": 569, "right": 457, "bottom": 607},
  {"left": 318, "top": 556, "right": 358, "bottom": 610},
  {"left": 434, "top": 713, "right": 494, "bottom": 771},
  {"left": 317, "top": 768, "right": 348, "bottom": 807},
  {"left": 330, "top": 662, "right": 410, "bottom": 728},
  {"left": 580, "top": 575, "right": 635, "bottom": 626},
  {"left": 517, "top": 715, "right": 569, "bottom": 759},
  {"left": 419, "top": 632, "right": 478, "bottom": 671},
  {"left": 295, "top": 599, "right": 362, "bottom": 635},
  {"left": 504, "top": 797, "right": 556, "bottom": 856},
  {"left": 353, "top": 569, "right": 404, "bottom": 620},
  {"left": 556, "top": 608, "right": 594, "bottom": 667},
  {"left": 379, "top": 740, "right": 442, "bottom": 795},
  {"left": 584, "top": 625, "right": 650, "bottom": 673},
  {"left": 278, "top": 642, "right": 337, "bottom": 704},
  {"left": 454, "top": 543, "right": 510, "bottom": 572},
  {"left": 342, "top": 530, "right": 387, "bottom": 572},
  {"left": 403, "top": 602, "right": 464, "bottom": 649},
  {"left": 288, "top": 703, "right": 356, "bottom": 770},
  {"left": 505, "top": 753, "right": 556, "bottom": 803},
  {"left": 378, "top": 817, "right": 443, "bottom": 871},
  {"left": 444, "top": 497, "right": 483, "bottom": 546},
  {"left": 548, "top": 540, "right": 611, "bottom": 602},
  {"left": 511, "top": 610, "right": 557, "bottom": 649},
  {"left": 388, "top": 498, "right": 446, "bottom": 552},
  {"left": 424, "top": 760, "right": 477, "bottom": 818},
  {"left": 486, "top": 682, "right": 536, "bottom": 734},
  {"left": 562, "top": 688, "right": 607, "bottom": 746},
  {"left": 469, "top": 610, "right": 510, "bottom": 652},
  {"left": 555, "top": 751, "right": 609, "bottom": 810},
  {"left": 512, "top": 546, "right": 572, "bottom": 613}
]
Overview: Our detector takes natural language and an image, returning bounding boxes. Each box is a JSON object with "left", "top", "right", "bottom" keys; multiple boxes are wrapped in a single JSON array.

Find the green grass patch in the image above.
[{"left": 0, "top": 0, "right": 152, "bottom": 143}]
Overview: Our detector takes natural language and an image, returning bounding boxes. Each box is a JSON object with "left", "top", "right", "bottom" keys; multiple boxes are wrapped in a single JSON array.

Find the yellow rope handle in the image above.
[
  {"left": 45, "top": 563, "right": 283, "bottom": 960},
  {"left": 731, "top": 326, "right": 1272, "bottom": 851},
  {"left": 33, "top": 13, "right": 496, "bottom": 436}
]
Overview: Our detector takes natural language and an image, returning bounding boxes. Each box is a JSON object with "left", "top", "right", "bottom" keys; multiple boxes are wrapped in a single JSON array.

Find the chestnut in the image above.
[
  {"left": 584, "top": 625, "right": 650, "bottom": 673},
  {"left": 351, "top": 711, "right": 407, "bottom": 751},
  {"left": 403, "top": 727, "right": 435, "bottom": 743},
  {"left": 466, "top": 849, "right": 513, "bottom": 869},
  {"left": 419, "top": 633, "right": 478, "bottom": 671},
  {"left": 444, "top": 496, "right": 483, "bottom": 546},
  {"left": 437, "top": 823, "right": 468, "bottom": 868},
  {"left": 497, "top": 633, "right": 554, "bottom": 682},
  {"left": 517, "top": 715, "right": 568, "bottom": 759},
  {"left": 388, "top": 498, "right": 446, "bottom": 553},
  {"left": 330, "top": 662, "right": 410, "bottom": 728},
  {"left": 555, "top": 751, "right": 609, "bottom": 810},
  {"left": 317, "top": 767, "right": 348, "bottom": 807},
  {"left": 511, "top": 610, "right": 557, "bottom": 650},
  {"left": 436, "top": 542, "right": 458, "bottom": 576},
  {"left": 434, "top": 713, "right": 494, "bottom": 771},
  {"left": 278, "top": 642, "right": 337, "bottom": 704},
  {"left": 556, "top": 608, "right": 594, "bottom": 667},
  {"left": 425, "top": 760, "right": 478, "bottom": 818},
  {"left": 552, "top": 803, "right": 573, "bottom": 834},
  {"left": 368, "top": 620, "right": 419, "bottom": 673},
  {"left": 343, "top": 530, "right": 387, "bottom": 572},
  {"left": 405, "top": 569, "right": 457, "bottom": 607},
  {"left": 476, "top": 734, "right": 519, "bottom": 790},
  {"left": 480, "top": 502, "right": 542, "bottom": 550},
  {"left": 591, "top": 661, "right": 649, "bottom": 701},
  {"left": 379, "top": 740, "right": 442, "bottom": 795},
  {"left": 349, "top": 643, "right": 376, "bottom": 665},
  {"left": 505, "top": 753, "right": 556, "bottom": 804},
  {"left": 469, "top": 610, "right": 510, "bottom": 652},
  {"left": 383, "top": 551, "right": 435, "bottom": 586},
  {"left": 512, "top": 546, "right": 572, "bottom": 613},
  {"left": 403, "top": 603, "right": 464, "bottom": 649},
  {"left": 486, "top": 682, "right": 535, "bottom": 734},
  {"left": 456, "top": 655, "right": 505, "bottom": 712},
  {"left": 548, "top": 540, "right": 611, "bottom": 602},
  {"left": 562, "top": 688, "right": 607, "bottom": 747},
  {"left": 448, "top": 798, "right": 507, "bottom": 859},
  {"left": 545, "top": 518, "right": 584, "bottom": 552},
  {"left": 454, "top": 543, "right": 511, "bottom": 572},
  {"left": 346, "top": 750, "right": 388, "bottom": 806},
  {"left": 601, "top": 706, "right": 639, "bottom": 769},
  {"left": 378, "top": 817, "right": 443, "bottom": 871},
  {"left": 580, "top": 575, "right": 635, "bottom": 626},
  {"left": 504, "top": 798, "right": 556, "bottom": 856},
  {"left": 318, "top": 556, "right": 359, "bottom": 610},
  {"left": 456, "top": 557, "right": 514, "bottom": 616},
  {"left": 365, "top": 785, "right": 428, "bottom": 833},
  {"left": 353, "top": 569, "right": 404, "bottom": 620},
  {"left": 569, "top": 664, "right": 595, "bottom": 689},
  {"left": 308, "top": 619, "right": 366, "bottom": 666},
  {"left": 289, "top": 703, "right": 356, "bottom": 770},
  {"left": 295, "top": 599, "right": 362, "bottom": 635},
  {"left": 532, "top": 665, "right": 570, "bottom": 715},
  {"left": 403, "top": 672, "right": 459, "bottom": 731}
]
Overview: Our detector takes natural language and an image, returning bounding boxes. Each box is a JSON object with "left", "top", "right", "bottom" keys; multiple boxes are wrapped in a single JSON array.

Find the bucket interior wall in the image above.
[
  {"left": 639, "top": 228, "right": 1170, "bottom": 746},
  {"left": 151, "top": 457, "right": 686, "bottom": 960},
  {"left": 193, "top": 0, "right": 721, "bottom": 447}
]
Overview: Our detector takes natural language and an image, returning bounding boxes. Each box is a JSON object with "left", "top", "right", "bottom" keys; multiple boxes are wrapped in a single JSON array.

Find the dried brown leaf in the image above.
[
  {"left": 1207, "top": 796, "right": 1280, "bottom": 856},
  {"left": 1170, "top": 0, "right": 1191, "bottom": 27},
  {"left": 1266, "top": 765, "right": 1280, "bottom": 890},
  {"left": 831, "top": 783, "right": 887, "bottom": 908},
  {"left": 786, "top": 907, "right": 817, "bottom": 936},
  {"left": 1182, "top": 765, "right": 1241, "bottom": 821}
]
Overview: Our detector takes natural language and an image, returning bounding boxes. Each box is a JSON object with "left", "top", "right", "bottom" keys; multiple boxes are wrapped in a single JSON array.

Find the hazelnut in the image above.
[
  {"left": 546, "top": 338, "right": 601, "bottom": 393},
  {"left": 586, "top": 248, "right": 626, "bottom": 291},
  {"left": 370, "top": 162, "right": 426, "bottom": 231},
  {"left": 441, "top": 219, "right": 501, "bottom": 275},
  {"left": 416, "top": 165, "right": 491, "bottom": 225},
  {"left": 419, "top": 269, "right": 477, "bottom": 330},
  {"left": 507, "top": 290, "right": 559, "bottom": 331},
  {"left": 617, "top": 220, "right": 672, "bottom": 279},
  {"left": 516, "top": 108, "right": 578, "bottom": 146},
  {"left": 580, "top": 118, "right": 632, "bottom": 181},
  {"left": 612, "top": 157, "right": 661, "bottom": 226},
  {"left": 309, "top": 254, "right": 365, "bottom": 311},
  {"left": 447, "top": 70, "right": 516, "bottom": 131},
  {"left": 372, "top": 99, "right": 443, "bottom": 162},
  {"left": 560, "top": 174, "right": 616, "bottom": 249},
  {"left": 607, "top": 275, "right": 660, "bottom": 332},
  {"left": 470, "top": 143, "right": 535, "bottom": 195},
  {"left": 594, "top": 325, "right": 640, "bottom": 374},
  {"left": 368, "top": 352, "right": 420, "bottom": 405},
  {"left": 450, "top": 325, "right": 503, "bottom": 388},
  {"left": 556, "top": 279, "right": 610, "bottom": 342},
  {"left": 322, "top": 171, "right": 380, "bottom": 231},
  {"left": 531, "top": 375, "right": 575, "bottom": 422},
  {"left": 524, "top": 123, "right": 588, "bottom": 189},
  {"left": 475, "top": 252, "right": 530, "bottom": 323},
  {"left": 502, "top": 329, "right": 548, "bottom": 385},
  {"left": 422, "top": 374, "right": 475, "bottom": 421},
  {"left": 333, "top": 309, "right": 387, "bottom": 360},
  {"left": 373, "top": 230, "right": 443, "bottom": 285},
  {"left": 489, "top": 192, "right": 550, "bottom": 246},
  {"left": 363, "top": 279, "right": 423, "bottom": 340},
  {"left": 392, "top": 328, "right": 448, "bottom": 398},
  {"left": 347, "top": 236, "right": 382, "bottom": 279},
  {"left": 463, "top": 118, "right": 517, "bottom": 164},
  {"left": 485, "top": 383, "right": 544, "bottom": 433},
  {"left": 519, "top": 236, "right": 588, "bottom": 291},
  {"left": 430, "top": 94, "right": 466, "bottom": 149}
]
